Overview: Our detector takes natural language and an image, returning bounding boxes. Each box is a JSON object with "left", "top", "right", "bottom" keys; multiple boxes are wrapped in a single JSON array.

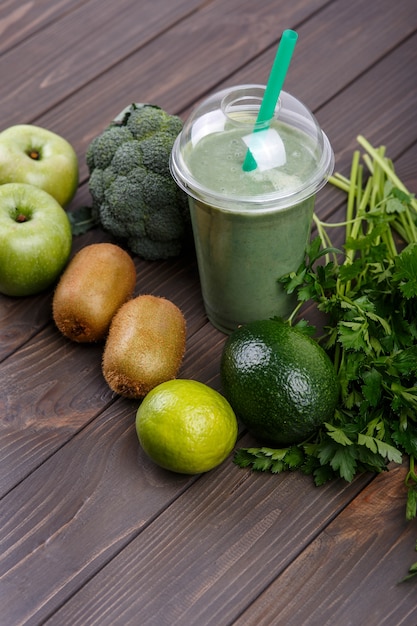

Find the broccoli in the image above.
[{"left": 86, "top": 103, "right": 190, "bottom": 261}]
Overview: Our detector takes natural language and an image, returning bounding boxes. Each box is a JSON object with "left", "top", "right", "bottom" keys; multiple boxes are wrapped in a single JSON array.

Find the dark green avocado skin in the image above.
[{"left": 220, "top": 319, "right": 339, "bottom": 446}]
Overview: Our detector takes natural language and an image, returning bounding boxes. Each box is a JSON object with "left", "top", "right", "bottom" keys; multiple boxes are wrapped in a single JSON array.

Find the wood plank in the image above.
[
  {"left": 318, "top": 36, "right": 417, "bottom": 180},
  {"left": 42, "top": 442, "right": 373, "bottom": 626},
  {"left": 315, "top": 35, "right": 417, "bottom": 224},
  {"left": 29, "top": 0, "right": 331, "bottom": 179},
  {"left": 4, "top": 3, "right": 415, "bottom": 478},
  {"left": 0, "top": 313, "right": 376, "bottom": 625},
  {"left": 0, "top": 0, "right": 87, "bottom": 54},
  {"left": 0, "top": 401, "right": 197, "bottom": 625},
  {"left": 0, "top": 0, "right": 207, "bottom": 128},
  {"left": 233, "top": 463, "right": 417, "bottom": 626}
]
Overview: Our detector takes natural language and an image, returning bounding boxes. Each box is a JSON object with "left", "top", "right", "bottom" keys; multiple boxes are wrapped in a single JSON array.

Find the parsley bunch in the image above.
[{"left": 234, "top": 136, "right": 417, "bottom": 580}]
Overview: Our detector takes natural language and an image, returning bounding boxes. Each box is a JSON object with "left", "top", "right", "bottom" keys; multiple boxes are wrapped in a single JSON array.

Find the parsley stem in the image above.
[
  {"left": 406, "top": 456, "right": 417, "bottom": 485},
  {"left": 358, "top": 177, "right": 372, "bottom": 215},
  {"left": 313, "top": 213, "right": 332, "bottom": 244},
  {"left": 357, "top": 135, "right": 417, "bottom": 213},
  {"left": 313, "top": 216, "right": 358, "bottom": 229},
  {"left": 287, "top": 300, "right": 304, "bottom": 326},
  {"left": 328, "top": 173, "right": 351, "bottom": 193},
  {"left": 346, "top": 150, "right": 360, "bottom": 239}
]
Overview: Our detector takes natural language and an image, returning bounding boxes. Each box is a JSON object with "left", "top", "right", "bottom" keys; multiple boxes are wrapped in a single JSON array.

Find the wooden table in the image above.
[{"left": 1, "top": 1, "right": 417, "bottom": 624}]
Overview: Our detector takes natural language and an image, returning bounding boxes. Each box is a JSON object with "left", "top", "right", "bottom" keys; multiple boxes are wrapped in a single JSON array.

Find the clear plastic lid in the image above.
[{"left": 170, "top": 85, "right": 334, "bottom": 212}]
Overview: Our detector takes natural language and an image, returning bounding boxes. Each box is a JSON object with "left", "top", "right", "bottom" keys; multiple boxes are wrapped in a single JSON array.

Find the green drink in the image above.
[{"left": 171, "top": 86, "right": 334, "bottom": 333}]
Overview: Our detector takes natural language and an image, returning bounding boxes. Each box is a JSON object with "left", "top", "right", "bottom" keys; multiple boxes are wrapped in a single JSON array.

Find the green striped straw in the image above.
[{"left": 242, "top": 29, "right": 298, "bottom": 172}]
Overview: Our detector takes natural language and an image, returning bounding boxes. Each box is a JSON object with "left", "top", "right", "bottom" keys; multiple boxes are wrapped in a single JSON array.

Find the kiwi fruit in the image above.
[
  {"left": 102, "top": 294, "right": 187, "bottom": 399},
  {"left": 53, "top": 242, "right": 136, "bottom": 342}
]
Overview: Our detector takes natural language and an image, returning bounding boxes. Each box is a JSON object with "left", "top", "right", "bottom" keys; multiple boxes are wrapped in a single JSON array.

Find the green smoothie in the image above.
[
  {"left": 170, "top": 86, "right": 334, "bottom": 333},
  {"left": 185, "top": 123, "right": 318, "bottom": 333},
  {"left": 188, "top": 122, "right": 318, "bottom": 197}
]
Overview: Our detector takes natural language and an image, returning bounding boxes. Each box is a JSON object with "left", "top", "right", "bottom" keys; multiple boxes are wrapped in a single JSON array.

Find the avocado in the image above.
[{"left": 220, "top": 319, "right": 339, "bottom": 445}]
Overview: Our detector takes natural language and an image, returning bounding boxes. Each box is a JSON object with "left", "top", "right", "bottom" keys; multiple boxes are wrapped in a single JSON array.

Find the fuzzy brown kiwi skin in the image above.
[
  {"left": 52, "top": 243, "right": 136, "bottom": 343},
  {"left": 102, "top": 295, "right": 187, "bottom": 399}
]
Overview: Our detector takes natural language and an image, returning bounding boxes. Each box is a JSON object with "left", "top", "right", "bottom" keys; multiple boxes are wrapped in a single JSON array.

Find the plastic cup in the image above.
[{"left": 170, "top": 85, "right": 334, "bottom": 334}]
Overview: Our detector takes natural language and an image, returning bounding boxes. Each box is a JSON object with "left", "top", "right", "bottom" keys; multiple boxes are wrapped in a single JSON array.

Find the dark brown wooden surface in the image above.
[{"left": 1, "top": 0, "right": 417, "bottom": 624}]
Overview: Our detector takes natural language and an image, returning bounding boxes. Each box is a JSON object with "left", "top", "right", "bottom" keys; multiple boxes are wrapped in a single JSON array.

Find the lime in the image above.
[
  {"left": 220, "top": 319, "right": 339, "bottom": 446},
  {"left": 135, "top": 379, "right": 238, "bottom": 474}
]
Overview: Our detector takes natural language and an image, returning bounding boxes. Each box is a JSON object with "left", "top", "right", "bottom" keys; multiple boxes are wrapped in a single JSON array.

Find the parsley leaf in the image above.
[{"left": 393, "top": 243, "right": 417, "bottom": 298}]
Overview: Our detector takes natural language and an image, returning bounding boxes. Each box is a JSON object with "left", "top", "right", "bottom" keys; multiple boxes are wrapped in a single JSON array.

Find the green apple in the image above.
[
  {"left": 0, "top": 183, "right": 72, "bottom": 296},
  {"left": 0, "top": 124, "right": 79, "bottom": 207}
]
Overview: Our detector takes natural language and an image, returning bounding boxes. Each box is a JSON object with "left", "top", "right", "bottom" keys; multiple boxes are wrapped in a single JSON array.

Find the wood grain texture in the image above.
[
  {"left": 1, "top": 0, "right": 417, "bottom": 623},
  {"left": 234, "top": 464, "right": 417, "bottom": 626},
  {"left": 42, "top": 438, "right": 372, "bottom": 626},
  {"left": 0, "top": 401, "right": 196, "bottom": 625},
  {"left": 30, "top": 0, "right": 331, "bottom": 180},
  {"left": 0, "top": 0, "right": 87, "bottom": 54},
  {"left": 190, "top": 0, "right": 417, "bottom": 117},
  {"left": 0, "top": 290, "right": 217, "bottom": 496},
  {"left": 0, "top": 0, "right": 206, "bottom": 128}
]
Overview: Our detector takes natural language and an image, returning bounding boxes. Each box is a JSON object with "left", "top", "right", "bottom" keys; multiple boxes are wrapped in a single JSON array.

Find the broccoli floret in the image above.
[
  {"left": 87, "top": 126, "right": 134, "bottom": 171},
  {"left": 162, "top": 115, "right": 184, "bottom": 137},
  {"left": 88, "top": 168, "right": 106, "bottom": 206},
  {"left": 140, "top": 133, "right": 175, "bottom": 177},
  {"left": 141, "top": 171, "right": 178, "bottom": 211},
  {"left": 86, "top": 103, "right": 190, "bottom": 260},
  {"left": 111, "top": 141, "right": 144, "bottom": 175},
  {"left": 126, "top": 105, "right": 166, "bottom": 140},
  {"left": 101, "top": 170, "right": 148, "bottom": 239},
  {"left": 146, "top": 204, "right": 186, "bottom": 243}
]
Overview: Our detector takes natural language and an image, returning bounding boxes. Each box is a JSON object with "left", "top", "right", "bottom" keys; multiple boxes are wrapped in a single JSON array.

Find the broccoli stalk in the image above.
[{"left": 86, "top": 103, "right": 190, "bottom": 261}]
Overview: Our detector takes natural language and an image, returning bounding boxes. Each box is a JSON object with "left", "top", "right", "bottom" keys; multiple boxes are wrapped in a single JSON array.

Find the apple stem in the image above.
[
  {"left": 16, "top": 214, "right": 28, "bottom": 223},
  {"left": 28, "top": 149, "right": 40, "bottom": 160}
]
